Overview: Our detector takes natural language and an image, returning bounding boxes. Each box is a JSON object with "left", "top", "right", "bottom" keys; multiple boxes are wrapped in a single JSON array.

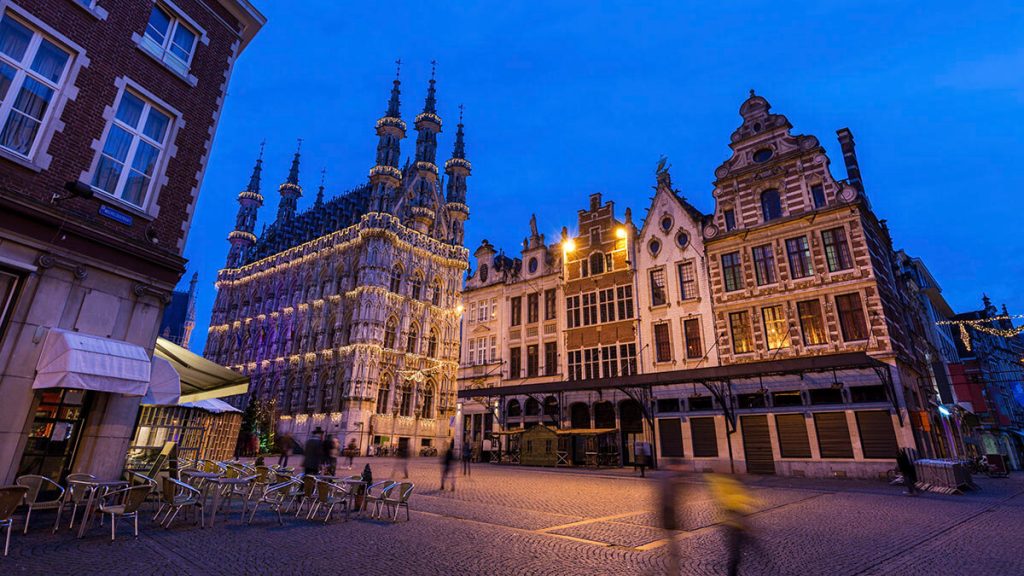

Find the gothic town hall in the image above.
[{"left": 204, "top": 70, "right": 470, "bottom": 455}]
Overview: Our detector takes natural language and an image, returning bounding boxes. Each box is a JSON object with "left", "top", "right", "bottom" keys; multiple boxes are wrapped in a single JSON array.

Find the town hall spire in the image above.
[
  {"left": 226, "top": 141, "right": 265, "bottom": 267},
  {"left": 444, "top": 104, "right": 470, "bottom": 245},
  {"left": 369, "top": 61, "right": 406, "bottom": 212},
  {"left": 276, "top": 139, "right": 303, "bottom": 222}
]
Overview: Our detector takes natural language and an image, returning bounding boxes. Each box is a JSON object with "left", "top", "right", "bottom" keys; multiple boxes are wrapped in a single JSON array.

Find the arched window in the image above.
[
  {"left": 389, "top": 264, "right": 402, "bottom": 294},
  {"left": 760, "top": 189, "right": 782, "bottom": 222},
  {"left": 430, "top": 278, "right": 442, "bottom": 306},
  {"left": 524, "top": 397, "right": 541, "bottom": 416},
  {"left": 570, "top": 402, "right": 591, "bottom": 429},
  {"left": 589, "top": 252, "right": 605, "bottom": 275},
  {"left": 427, "top": 329, "right": 439, "bottom": 358},
  {"left": 543, "top": 395, "right": 559, "bottom": 417},
  {"left": 410, "top": 271, "right": 424, "bottom": 300},
  {"left": 384, "top": 317, "right": 398, "bottom": 349},
  {"left": 420, "top": 381, "right": 435, "bottom": 419},
  {"left": 406, "top": 322, "right": 419, "bottom": 354},
  {"left": 398, "top": 383, "right": 413, "bottom": 416},
  {"left": 507, "top": 399, "right": 522, "bottom": 418},
  {"left": 376, "top": 374, "right": 392, "bottom": 414}
]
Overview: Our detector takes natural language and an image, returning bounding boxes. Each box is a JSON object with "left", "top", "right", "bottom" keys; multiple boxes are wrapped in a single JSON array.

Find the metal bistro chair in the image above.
[
  {"left": 59, "top": 473, "right": 96, "bottom": 530},
  {"left": 156, "top": 477, "right": 204, "bottom": 529},
  {"left": 247, "top": 480, "right": 296, "bottom": 526},
  {"left": 380, "top": 482, "right": 414, "bottom": 522},
  {"left": 308, "top": 479, "right": 350, "bottom": 523},
  {"left": 363, "top": 480, "right": 396, "bottom": 518},
  {"left": 293, "top": 475, "right": 318, "bottom": 518},
  {"left": 15, "top": 475, "right": 65, "bottom": 534},
  {"left": 96, "top": 484, "right": 151, "bottom": 541},
  {"left": 1, "top": 486, "right": 29, "bottom": 556}
]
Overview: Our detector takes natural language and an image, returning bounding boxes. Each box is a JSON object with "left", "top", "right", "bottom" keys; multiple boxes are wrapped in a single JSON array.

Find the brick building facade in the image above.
[{"left": 0, "top": 0, "right": 262, "bottom": 483}]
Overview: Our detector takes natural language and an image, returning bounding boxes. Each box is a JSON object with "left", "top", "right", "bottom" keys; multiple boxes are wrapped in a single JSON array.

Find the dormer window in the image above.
[
  {"left": 760, "top": 189, "right": 782, "bottom": 222},
  {"left": 660, "top": 216, "right": 673, "bottom": 233},
  {"left": 590, "top": 226, "right": 601, "bottom": 245}
]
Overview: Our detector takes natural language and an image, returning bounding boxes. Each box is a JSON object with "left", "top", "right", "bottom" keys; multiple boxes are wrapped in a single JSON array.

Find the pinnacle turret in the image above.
[
  {"left": 370, "top": 63, "right": 407, "bottom": 213},
  {"left": 226, "top": 142, "right": 266, "bottom": 267},
  {"left": 444, "top": 104, "right": 470, "bottom": 246},
  {"left": 277, "top": 139, "right": 303, "bottom": 222}
]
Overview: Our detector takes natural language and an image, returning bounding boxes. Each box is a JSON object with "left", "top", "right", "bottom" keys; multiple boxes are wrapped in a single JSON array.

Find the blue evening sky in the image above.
[{"left": 183, "top": 1, "right": 1024, "bottom": 352}]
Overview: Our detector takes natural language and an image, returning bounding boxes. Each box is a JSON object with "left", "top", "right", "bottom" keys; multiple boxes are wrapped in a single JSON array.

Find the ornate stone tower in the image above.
[
  {"left": 408, "top": 63, "right": 442, "bottom": 234},
  {"left": 444, "top": 105, "right": 470, "bottom": 246},
  {"left": 226, "top": 143, "right": 264, "bottom": 267},
  {"left": 370, "top": 65, "right": 405, "bottom": 212},
  {"left": 276, "top": 141, "right": 303, "bottom": 222}
]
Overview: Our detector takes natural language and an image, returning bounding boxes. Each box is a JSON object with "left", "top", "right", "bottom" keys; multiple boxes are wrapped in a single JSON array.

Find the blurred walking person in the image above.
[
  {"left": 276, "top": 433, "right": 292, "bottom": 467},
  {"left": 303, "top": 428, "right": 324, "bottom": 477},
  {"left": 658, "top": 465, "right": 687, "bottom": 574},
  {"left": 345, "top": 439, "right": 358, "bottom": 470},
  {"left": 462, "top": 439, "right": 472, "bottom": 476},
  {"left": 707, "top": 473, "right": 755, "bottom": 576},
  {"left": 392, "top": 443, "right": 410, "bottom": 479},
  {"left": 440, "top": 442, "right": 456, "bottom": 491},
  {"left": 323, "top": 434, "right": 340, "bottom": 476},
  {"left": 897, "top": 448, "right": 919, "bottom": 496}
]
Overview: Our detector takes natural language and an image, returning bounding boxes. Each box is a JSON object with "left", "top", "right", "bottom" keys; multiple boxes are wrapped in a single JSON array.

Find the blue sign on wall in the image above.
[{"left": 99, "top": 204, "right": 133, "bottom": 226}]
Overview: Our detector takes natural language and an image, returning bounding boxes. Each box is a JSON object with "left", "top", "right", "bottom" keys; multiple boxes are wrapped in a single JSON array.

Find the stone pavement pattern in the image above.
[{"left": 4, "top": 459, "right": 1024, "bottom": 575}]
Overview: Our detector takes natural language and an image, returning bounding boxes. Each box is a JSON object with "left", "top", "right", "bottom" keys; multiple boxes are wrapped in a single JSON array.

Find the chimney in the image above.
[{"left": 836, "top": 128, "right": 862, "bottom": 192}]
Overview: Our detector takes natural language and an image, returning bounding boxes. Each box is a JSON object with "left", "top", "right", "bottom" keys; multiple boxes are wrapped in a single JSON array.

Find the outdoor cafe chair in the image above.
[
  {"left": 381, "top": 482, "right": 414, "bottom": 522},
  {"left": 308, "top": 479, "right": 350, "bottom": 523},
  {"left": 363, "top": 480, "right": 396, "bottom": 518},
  {"left": 59, "top": 473, "right": 96, "bottom": 530},
  {"left": 156, "top": 477, "right": 204, "bottom": 529},
  {"left": 246, "top": 480, "right": 295, "bottom": 526},
  {"left": 97, "top": 484, "right": 151, "bottom": 541},
  {"left": 292, "top": 475, "right": 318, "bottom": 517},
  {"left": 15, "top": 475, "right": 65, "bottom": 534},
  {"left": 0, "top": 486, "right": 28, "bottom": 556}
]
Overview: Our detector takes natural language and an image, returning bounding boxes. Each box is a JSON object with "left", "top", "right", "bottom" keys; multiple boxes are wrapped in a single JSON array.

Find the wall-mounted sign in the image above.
[{"left": 99, "top": 204, "right": 133, "bottom": 226}]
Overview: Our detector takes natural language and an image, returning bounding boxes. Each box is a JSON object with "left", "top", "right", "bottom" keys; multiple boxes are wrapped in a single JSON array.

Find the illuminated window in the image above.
[
  {"left": 761, "top": 305, "right": 790, "bottom": 350},
  {"left": 730, "top": 311, "right": 753, "bottom": 354},
  {"left": 797, "top": 299, "right": 827, "bottom": 346}
]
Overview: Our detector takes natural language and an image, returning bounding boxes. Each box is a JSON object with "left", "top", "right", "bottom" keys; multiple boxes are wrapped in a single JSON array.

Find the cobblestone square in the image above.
[{"left": 4, "top": 460, "right": 1023, "bottom": 575}]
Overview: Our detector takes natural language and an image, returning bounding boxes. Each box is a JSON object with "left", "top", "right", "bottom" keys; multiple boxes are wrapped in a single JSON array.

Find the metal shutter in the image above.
[
  {"left": 658, "top": 418, "right": 684, "bottom": 458},
  {"left": 690, "top": 417, "right": 719, "bottom": 458},
  {"left": 741, "top": 415, "right": 775, "bottom": 474},
  {"left": 814, "top": 412, "right": 854, "bottom": 458},
  {"left": 775, "top": 413, "right": 812, "bottom": 458},
  {"left": 855, "top": 410, "right": 898, "bottom": 459}
]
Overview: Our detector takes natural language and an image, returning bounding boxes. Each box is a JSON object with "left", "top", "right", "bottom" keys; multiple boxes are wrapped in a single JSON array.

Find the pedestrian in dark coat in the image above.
[
  {"left": 462, "top": 439, "right": 472, "bottom": 476},
  {"left": 897, "top": 448, "right": 918, "bottom": 495},
  {"left": 440, "top": 443, "right": 456, "bottom": 491},
  {"left": 303, "top": 428, "right": 325, "bottom": 476}
]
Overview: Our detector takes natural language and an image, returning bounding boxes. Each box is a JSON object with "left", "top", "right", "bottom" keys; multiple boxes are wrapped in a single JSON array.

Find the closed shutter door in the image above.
[
  {"left": 775, "top": 413, "right": 811, "bottom": 458},
  {"left": 856, "top": 410, "right": 898, "bottom": 459},
  {"left": 690, "top": 417, "right": 718, "bottom": 457},
  {"left": 658, "top": 418, "right": 684, "bottom": 458},
  {"left": 741, "top": 415, "right": 775, "bottom": 474},
  {"left": 814, "top": 412, "right": 854, "bottom": 458}
]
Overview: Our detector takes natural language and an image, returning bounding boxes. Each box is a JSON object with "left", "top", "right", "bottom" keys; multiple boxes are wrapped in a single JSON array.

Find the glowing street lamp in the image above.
[
  {"left": 562, "top": 238, "right": 576, "bottom": 253},
  {"left": 615, "top": 226, "right": 627, "bottom": 239}
]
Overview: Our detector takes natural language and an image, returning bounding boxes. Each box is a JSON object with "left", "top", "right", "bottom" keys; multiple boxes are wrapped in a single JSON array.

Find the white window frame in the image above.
[
  {"left": 81, "top": 78, "right": 182, "bottom": 217},
  {"left": 87, "top": 84, "right": 175, "bottom": 210},
  {"left": 0, "top": 8, "right": 76, "bottom": 162},
  {"left": 139, "top": 1, "right": 202, "bottom": 76}
]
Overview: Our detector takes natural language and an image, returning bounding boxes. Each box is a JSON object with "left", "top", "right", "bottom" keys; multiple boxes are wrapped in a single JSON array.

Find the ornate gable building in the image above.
[{"left": 206, "top": 70, "right": 470, "bottom": 455}]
